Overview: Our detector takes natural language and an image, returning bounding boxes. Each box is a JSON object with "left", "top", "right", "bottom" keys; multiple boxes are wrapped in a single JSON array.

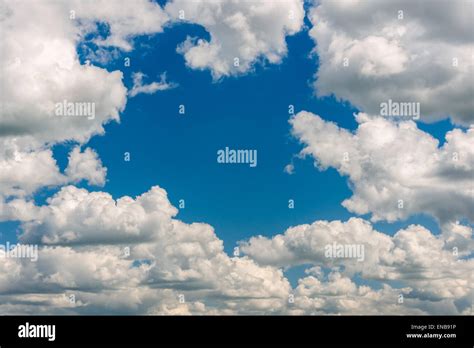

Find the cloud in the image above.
[
  {"left": 0, "top": 145, "right": 107, "bottom": 222},
  {"left": 0, "top": 0, "right": 129, "bottom": 147},
  {"left": 308, "top": 0, "right": 474, "bottom": 125},
  {"left": 0, "top": 145, "right": 64, "bottom": 198},
  {"left": 18, "top": 185, "right": 177, "bottom": 245},
  {"left": 283, "top": 163, "right": 295, "bottom": 175},
  {"left": 290, "top": 111, "right": 474, "bottom": 224},
  {"left": 289, "top": 271, "right": 466, "bottom": 315},
  {"left": 241, "top": 218, "right": 394, "bottom": 274},
  {"left": 1, "top": 185, "right": 292, "bottom": 314},
  {"left": 0, "top": 144, "right": 106, "bottom": 197},
  {"left": 241, "top": 217, "right": 473, "bottom": 314},
  {"left": 3, "top": 186, "right": 471, "bottom": 314},
  {"left": 129, "top": 72, "right": 177, "bottom": 97},
  {"left": 166, "top": 0, "right": 305, "bottom": 78},
  {"left": 72, "top": 0, "right": 169, "bottom": 51},
  {"left": 65, "top": 147, "right": 107, "bottom": 186}
]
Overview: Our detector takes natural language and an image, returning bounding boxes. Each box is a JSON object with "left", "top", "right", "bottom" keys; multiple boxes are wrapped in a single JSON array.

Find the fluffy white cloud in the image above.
[
  {"left": 242, "top": 218, "right": 473, "bottom": 314},
  {"left": 0, "top": 145, "right": 107, "bottom": 222},
  {"left": 289, "top": 271, "right": 466, "bottom": 315},
  {"left": 0, "top": 0, "right": 127, "bottom": 147},
  {"left": 241, "top": 218, "right": 395, "bottom": 276},
  {"left": 165, "top": 0, "right": 305, "bottom": 78},
  {"left": 309, "top": 0, "right": 474, "bottom": 125},
  {"left": 0, "top": 185, "right": 292, "bottom": 314},
  {"left": 65, "top": 147, "right": 107, "bottom": 186},
  {"left": 0, "top": 145, "right": 64, "bottom": 198},
  {"left": 442, "top": 221, "right": 474, "bottom": 257},
  {"left": 0, "top": 145, "right": 105, "bottom": 198},
  {"left": 72, "top": 0, "right": 169, "bottom": 51},
  {"left": 3, "top": 186, "right": 471, "bottom": 314},
  {"left": 290, "top": 111, "right": 474, "bottom": 224},
  {"left": 18, "top": 185, "right": 177, "bottom": 245}
]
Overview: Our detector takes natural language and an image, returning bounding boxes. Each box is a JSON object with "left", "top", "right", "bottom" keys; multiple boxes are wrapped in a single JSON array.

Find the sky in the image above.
[{"left": 0, "top": 0, "right": 473, "bottom": 315}]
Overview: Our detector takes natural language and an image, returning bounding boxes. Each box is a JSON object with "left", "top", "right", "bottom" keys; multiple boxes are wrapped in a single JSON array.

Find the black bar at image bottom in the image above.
[{"left": 0, "top": 315, "right": 472, "bottom": 347}]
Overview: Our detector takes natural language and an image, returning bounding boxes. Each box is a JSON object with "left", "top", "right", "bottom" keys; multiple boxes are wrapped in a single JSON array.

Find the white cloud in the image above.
[
  {"left": 129, "top": 72, "right": 177, "bottom": 97},
  {"left": 72, "top": 0, "right": 169, "bottom": 51},
  {"left": 0, "top": 0, "right": 128, "bottom": 147},
  {"left": 309, "top": 0, "right": 474, "bottom": 125},
  {"left": 290, "top": 111, "right": 474, "bottom": 224},
  {"left": 166, "top": 0, "right": 305, "bottom": 78},
  {"left": 289, "top": 271, "right": 466, "bottom": 315},
  {"left": 65, "top": 147, "right": 107, "bottom": 186},
  {"left": 0, "top": 145, "right": 107, "bottom": 222},
  {"left": 242, "top": 217, "right": 473, "bottom": 314},
  {"left": 241, "top": 218, "right": 395, "bottom": 275},
  {"left": 0, "top": 185, "right": 292, "bottom": 314},
  {"left": 18, "top": 185, "right": 177, "bottom": 245},
  {"left": 0, "top": 145, "right": 65, "bottom": 198},
  {"left": 3, "top": 187, "right": 471, "bottom": 314},
  {"left": 283, "top": 163, "right": 295, "bottom": 175}
]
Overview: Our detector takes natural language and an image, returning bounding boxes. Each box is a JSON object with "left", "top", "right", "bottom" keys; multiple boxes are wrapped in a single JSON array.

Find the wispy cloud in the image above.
[{"left": 129, "top": 72, "right": 177, "bottom": 97}]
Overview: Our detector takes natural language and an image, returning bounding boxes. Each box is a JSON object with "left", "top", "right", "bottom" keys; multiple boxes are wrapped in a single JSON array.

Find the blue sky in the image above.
[{"left": 73, "top": 18, "right": 358, "bottom": 250}]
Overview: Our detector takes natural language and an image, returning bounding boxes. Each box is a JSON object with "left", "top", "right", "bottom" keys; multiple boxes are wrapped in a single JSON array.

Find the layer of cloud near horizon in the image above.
[{"left": 0, "top": 0, "right": 472, "bottom": 314}]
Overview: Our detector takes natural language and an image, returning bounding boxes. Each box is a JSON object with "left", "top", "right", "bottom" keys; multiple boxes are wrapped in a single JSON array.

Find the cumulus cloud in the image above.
[
  {"left": 166, "top": 0, "right": 305, "bottom": 78},
  {"left": 0, "top": 185, "right": 292, "bottom": 314},
  {"left": 129, "top": 72, "right": 177, "bottom": 97},
  {"left": 0, "top": 144, "right": 105, "bottom": 197},
  {"left": 0, "top": 145, "right": 65, "bottom": 198},
  {"left": 0, "top": 0, "right": 127, "bottom": 147},
  {"left": 18, "top": 185, "right": 177, "bottom": 245},
  {"left": 308, "top": 0, "right": 474, "bottom": 125},
  {"left": 0, "top": 145, "right": 107, "bottom": 222},
  {"left": 290, "top": 111, "right": 474, "bottom": 224},
  {"left": 241, "top": 218, "right": 394, "bottom": 274},
  {"left": 65, "top": 147, "right": 107, "bottom": 186},
  {"left": 289, "top": 270, "right": 467, "bottom": 315},
  {"left": 242, "top": 217, "right": 473, "bottom": 314},
  {"left": 3, "top": 186, "right": 471, "bottom": 314}
]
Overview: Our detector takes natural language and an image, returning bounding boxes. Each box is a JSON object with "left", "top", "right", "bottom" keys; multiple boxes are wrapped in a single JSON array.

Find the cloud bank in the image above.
[{"left": 309, "top": 0, "right": 474, "bottom": 125}]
